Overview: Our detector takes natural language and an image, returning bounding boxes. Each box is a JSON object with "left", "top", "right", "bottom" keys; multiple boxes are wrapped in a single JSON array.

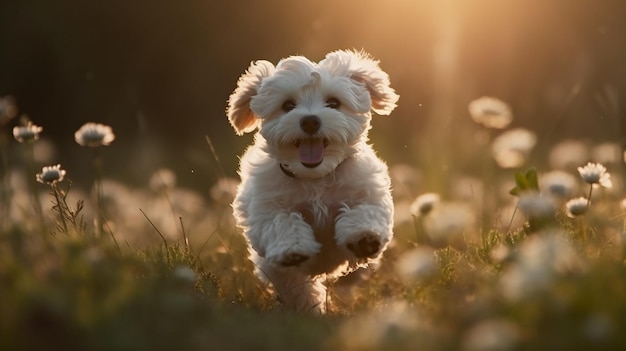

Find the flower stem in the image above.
[
  {"left": 586, "top": 185, "right": 593, "bottom": 210},
  {"left": 25, "top": 142, "right": 44, "bottom": 225},
  {"left": 52, "top": 183, "right": 68, "bottom": 234},
  {"left": 93, "top": 147, "right": 104, "bottom": 236}
]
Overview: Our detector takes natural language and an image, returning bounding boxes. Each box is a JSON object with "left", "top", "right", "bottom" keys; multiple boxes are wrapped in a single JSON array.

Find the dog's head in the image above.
[{"left": 227, "top": 50, "right": 398, "bottom": 178}]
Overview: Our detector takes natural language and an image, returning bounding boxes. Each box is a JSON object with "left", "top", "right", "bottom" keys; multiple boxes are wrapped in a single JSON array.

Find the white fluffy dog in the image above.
[{"left": 227, "top": 50, "right": 399, "bottom": 313}]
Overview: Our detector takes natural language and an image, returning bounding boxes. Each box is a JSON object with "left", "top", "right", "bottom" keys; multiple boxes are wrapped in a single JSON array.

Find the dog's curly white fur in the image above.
[{"left": 227, "top": 50, "right": 399, "bottom": 313}]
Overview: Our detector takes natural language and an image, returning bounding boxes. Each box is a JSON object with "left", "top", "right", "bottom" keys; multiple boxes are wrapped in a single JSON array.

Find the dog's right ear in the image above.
[{"left": 227, "top": 60, "right": 275, "bottom": 135}]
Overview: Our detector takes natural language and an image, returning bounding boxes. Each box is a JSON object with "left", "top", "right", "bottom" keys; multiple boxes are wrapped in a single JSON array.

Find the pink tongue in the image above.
[{"left": 298, "top": 139, "right": 324, "bottom": 165}]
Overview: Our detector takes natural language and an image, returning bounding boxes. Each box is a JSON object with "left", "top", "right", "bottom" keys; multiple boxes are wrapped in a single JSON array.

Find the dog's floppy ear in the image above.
[
  {"left": 321, "top": 50, "right": 399, "bottom": 116},
  {"left": 227, "top": 60, "right": 275, "bottom": 135}
]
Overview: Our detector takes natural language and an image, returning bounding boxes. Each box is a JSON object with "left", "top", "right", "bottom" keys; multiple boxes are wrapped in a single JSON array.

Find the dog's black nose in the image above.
[{"left": 300, "top": 115, "right": 321, "bottom": 134}]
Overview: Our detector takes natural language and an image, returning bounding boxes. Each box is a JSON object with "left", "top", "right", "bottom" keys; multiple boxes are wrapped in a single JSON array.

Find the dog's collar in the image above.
[{"left": 279, "top": 159, "right": 348, "bottom": 178}]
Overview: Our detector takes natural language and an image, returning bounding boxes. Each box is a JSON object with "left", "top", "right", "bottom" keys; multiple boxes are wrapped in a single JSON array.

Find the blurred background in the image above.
[{"left": 1, "top": 0, "right": 625, "bottom": 192}]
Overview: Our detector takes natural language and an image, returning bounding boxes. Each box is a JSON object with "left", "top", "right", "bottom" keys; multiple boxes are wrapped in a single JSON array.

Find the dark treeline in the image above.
[{"left": 1, "top": 0, "right": 625, "bottom": 186}]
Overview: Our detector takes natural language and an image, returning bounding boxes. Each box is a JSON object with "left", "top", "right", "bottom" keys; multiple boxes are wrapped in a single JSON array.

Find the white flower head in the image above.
[
  {"left": 548, "top": 139, "right": 589, "bottom": 170},
  {"left": 13, "top": 120, "right": 43, "bottom": 143},
  {"left": 74, "top": 122, "right": 116, "bottom": 147},
  {"left": 491, "top": 128, "right": 537, "bottom": 169},
  {"left": 592, "top": 142, "right": 622, "bottom": 165},
  {"left": 210, "top": 177, "right": 240, "bottom": 205},
  {"left": 565, "top": 197, "right": 588, "bottom": 218},
  {"left": 540, "top": 170, "right": 578, "bottom": 199},
  {"left": 149, "top": 168, "right": 177, "bottom": 193},
  {"left": 577, "top": 162, "right": 612, "bottom": 188},
  {"left": 173, "top": 265, "right": 197, "bottom": 284},
  {"left": 423, "top": 202, "right": 475, "bottom": 243},
  {"left": 500, "top": 230, "right": 584, "bottom": 301},
  {"left": 0, "top": 95, "right": 18, "bottom": 124},
  {"left": 410, "top": 192, "right": 440, "bottom": 216},
  {"left": 36, "top": 164, "right": 66, "bottom": 185},
  {"left": 395, "top": 246, "right": 437, "bottom": 281},
  {"left": 517, "top": 192, "right": 556, "bottom": 220},
  {"left": 462, "top": 319, "right": 520, "bottom": 351},
  {"left": 468, "top": 96, "right": 513, "bottom": 129}
]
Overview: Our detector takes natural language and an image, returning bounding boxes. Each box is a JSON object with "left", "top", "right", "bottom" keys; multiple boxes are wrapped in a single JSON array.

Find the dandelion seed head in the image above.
[
  {"left": 390, "top": 164, "right": 422, "bottom": 200},
  {"left": 339, "top": 300, "right": 419, "bottom": 349},
  {"left": 517, "top": 192, "right": 556, "bottom": 220},
  {"left": 173, "top": 265, "right": 197, "bottom": 284},
  {"left": 468, "top": 96, "right": 513, "bottom": 129},
  {"left": 592, "top": 142, "right": 622, "bottom": 165},
  {"left": 149, "top": 168, "right": 177, "bottom": 193},
  {"left": 12, "top": 120, "right": 43, "bottom": 143},
  {"left": 577, "top": 162, "right": 612, "bottom": 188},
  {"left": 549, "top": 139, "right": 589, "bottom": 170},
  {"left": 490, "top": 244, "right": 511, "bottom": 263},
  {"left": 410, "top": 192, "right": 440, "bottom": 216},
  {"left": 0, "top": 95, "right": 18, "bottom": 124},
  {"left": 74, "top": 122, "right": 116, "bottom": 147},
  {"left": 565, "top": 197, "right": 588, "bottom": 218},
  {"left": 462, "top": 319, "right": 519, "bottom": 351},
  {"left": 540, "top": 170, "right": 578, "bottom": 199},
  {"left": 210, "top": 177, "right": 239, "bottom": 205},
  {"left": 396, "top": 246, "right": 436, "bottom": 281},
  {"left": 491, "top": 128, "right": 537, "bottom": 169},
  {"left": 36, "top": 164, "right": 66, "bottom": 185},
  {"left": 583, "top": 313, "right": 615, "bottom": 343},
  {"left": 500, "top": 230, "right": 583, "bottom": 301},
  {"left": 423, "top": 202, "right": 475, "bottom": 243}
]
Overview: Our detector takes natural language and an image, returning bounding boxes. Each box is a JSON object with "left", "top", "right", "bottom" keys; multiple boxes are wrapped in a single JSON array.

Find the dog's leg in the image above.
[
  {"left": 255, "top": 255, "right": 327, "bottom": 314},
  {"left": 335, "top": 203, "right": 393, "bottom": 259},
  {"left": 246, "top": 212, "right": 321, "bottom": 266}
]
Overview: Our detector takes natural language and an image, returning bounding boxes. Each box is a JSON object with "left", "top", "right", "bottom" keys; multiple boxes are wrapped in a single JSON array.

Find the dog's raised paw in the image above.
[
  {"left": 347, "top": 232, "right": 381, "bottom": 258},
  {"left": 280, "top": 253, "right": 309, "bottom": 266}
]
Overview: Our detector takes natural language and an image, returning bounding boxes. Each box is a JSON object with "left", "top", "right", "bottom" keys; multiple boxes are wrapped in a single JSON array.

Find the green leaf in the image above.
[{"left": 509, "top": 167, "right": 539, "bottom": 197}]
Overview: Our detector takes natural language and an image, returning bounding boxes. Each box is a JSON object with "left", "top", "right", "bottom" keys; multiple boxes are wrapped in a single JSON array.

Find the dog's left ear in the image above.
[
  {"left": 227, "top": 60, "right": 276, "bottom": 135},
  {"left": 321, "top": 50, "right": 399, "bottom": 115}
]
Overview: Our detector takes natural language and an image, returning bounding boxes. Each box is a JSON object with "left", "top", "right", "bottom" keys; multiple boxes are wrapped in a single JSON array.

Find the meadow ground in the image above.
[{"left": 2, "top": 96, "right": 626, "bottom": 350}]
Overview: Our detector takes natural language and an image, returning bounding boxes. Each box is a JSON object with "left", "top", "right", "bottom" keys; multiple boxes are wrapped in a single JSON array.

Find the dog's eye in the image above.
[
  {"left": 282, "top": 100, "right": 297, "bottom": 112},
  {"left": 325, "top": 97, "right": 341, "bottom": 109}
]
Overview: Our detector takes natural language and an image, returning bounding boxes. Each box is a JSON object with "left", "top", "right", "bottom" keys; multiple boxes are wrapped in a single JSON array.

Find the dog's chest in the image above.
[{"left": 289, "top": 181, "right": 362, "bottom": 234}]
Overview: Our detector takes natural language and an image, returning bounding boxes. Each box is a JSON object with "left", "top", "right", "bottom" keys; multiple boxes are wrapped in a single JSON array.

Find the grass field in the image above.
[{"left": 2, "top": 97, "right": 626, "bottom": 350}]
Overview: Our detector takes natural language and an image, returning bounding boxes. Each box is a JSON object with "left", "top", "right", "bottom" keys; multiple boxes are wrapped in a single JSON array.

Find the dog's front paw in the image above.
[
  {"left": 346, "top": 232, "right": 381, "bottom": 259},
  {"left": 279, "top": 253, "right": 309, "bottom": 266},
  {"left": 265, "top": 238, "right": 321, "bottom": 267}
]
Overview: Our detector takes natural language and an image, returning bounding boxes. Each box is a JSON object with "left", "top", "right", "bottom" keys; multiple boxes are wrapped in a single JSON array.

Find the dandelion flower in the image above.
[
  {"left": 540, "top": 170, "right": 578, "bottom": 199},
  {"left": 0, "top": 95, "right": 18, "bottom": 124},
  {"left": 36, "top": 164, "right": 66, "bottom": 185},
  {"left": 468, "top": 96, "right": 513, "bottom": 129},
  {"left": 565, "top": 197, "right": 588, "bottom": 218},
  {"left": 13, "top": 120, "right": 43, "bottom": 143},
  {"left": 577, "top": 162, "right": 612, "bottom": 188},
  {"left": 491, "top": 128, "right": 537, "bottom": 168},
  {"left": 409, "top": 192, "right": 440, "bottom": 216},
  {"left": 74, "top": 122, "right": 116, "bottom": 147}
]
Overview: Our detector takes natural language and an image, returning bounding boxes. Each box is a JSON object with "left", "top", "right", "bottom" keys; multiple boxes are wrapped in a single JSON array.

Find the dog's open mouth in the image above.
[{"left": 295, "top": 138, "right": 329, "bottom": 168}]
